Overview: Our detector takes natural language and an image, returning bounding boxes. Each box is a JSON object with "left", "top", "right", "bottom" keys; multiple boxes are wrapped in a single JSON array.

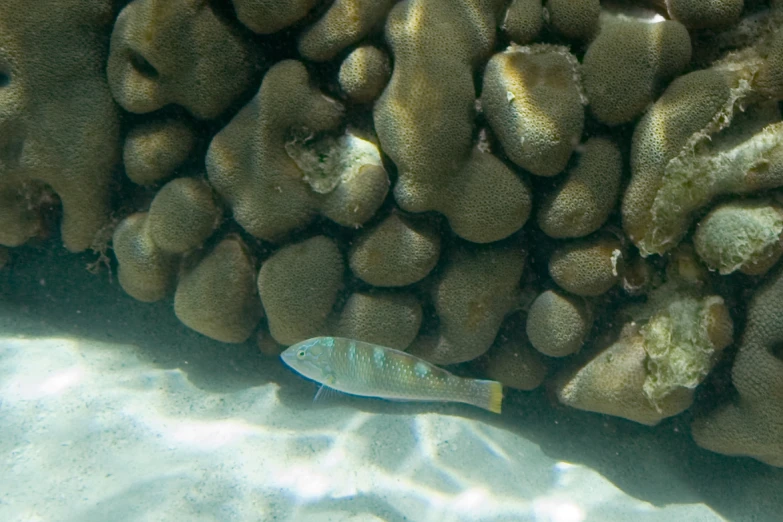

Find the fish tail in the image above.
[{"left": 470, "top": 379, "right": 504, "bottom": 414}]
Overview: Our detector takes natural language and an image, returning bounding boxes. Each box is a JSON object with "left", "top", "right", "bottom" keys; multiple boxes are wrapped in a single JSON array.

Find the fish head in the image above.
[{"left": 280, "top": 336, "right": 336, "bottom": 385}]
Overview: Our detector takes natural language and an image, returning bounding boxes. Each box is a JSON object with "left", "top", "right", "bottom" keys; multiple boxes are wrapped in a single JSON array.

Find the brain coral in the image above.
[
  {"left": 338, "top": 46, "right": 392, "bottom": 104},
  {"left": 349, "top": 212, "right": 441, "bottom": 287},
  {"left": 482, "top": 320, "right": 547, "bottom": 390},
  {"left": 544, "top": 0, "right": 599, "bottom": 41},
  {"left": 231, "top": 0, "right": 318, "bottom": 34},
  {"left": 692, "top": 264, "right": 783, "bottom": 467},
  {"left": 0, "top": 0, "right": 119, "bottom": 252},
  {"left": 548, "top": 234, "right": 623, "bottom": 297},
  {"left": 113, "top": 213, "right": 178, "bottom": 303},
  {"left": 666, "top": 0, "right": 744, "bottom": 30},
  {"left": 526, "top": 290, "right": 591, "bottom": 357},
  {"left": 333, "top": 292, "right": 422, "bottom": 350},
  {"left": 207, "top": 60, "right": 389, "bottom": 242},
  {"left": 501, "top": 0, "right": 543, "bottom": 44}
]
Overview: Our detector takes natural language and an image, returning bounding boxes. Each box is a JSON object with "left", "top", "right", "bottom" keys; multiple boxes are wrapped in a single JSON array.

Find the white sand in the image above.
[{"left": 0, "top": 245, "right": 778, "bottom": 521}]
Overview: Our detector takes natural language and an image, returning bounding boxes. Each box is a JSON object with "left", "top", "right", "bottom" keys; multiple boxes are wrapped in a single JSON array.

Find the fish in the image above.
[{"left": 280, "top": 336, "right": 503, "bottom": 414}]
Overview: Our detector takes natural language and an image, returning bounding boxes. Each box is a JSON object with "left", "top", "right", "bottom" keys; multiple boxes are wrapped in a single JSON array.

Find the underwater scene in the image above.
[{"left": 2, "top": 0, "right": 783, "bottom": 520}]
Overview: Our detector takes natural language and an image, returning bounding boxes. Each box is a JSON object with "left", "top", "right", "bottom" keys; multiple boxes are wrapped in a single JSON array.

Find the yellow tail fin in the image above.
[{"left": 474, "top": 379, "right": 504, "bottom": 414}]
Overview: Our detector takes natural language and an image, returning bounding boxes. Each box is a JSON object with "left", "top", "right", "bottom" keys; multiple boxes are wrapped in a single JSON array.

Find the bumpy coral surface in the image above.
[
  {"left": 556, "top": 287, "right": 732, "bottom": 424},
  {"left": 694, "top": 199, "right": 783, "bottom": 275},
  {"left": 692, "top": 264, "right": 783, "bottom": 466},
  {"left": 482, "top": 44, "right": 585, "bottom": 176},
  {"left": 207, "top": 60, "right": 388, "bottom": 242},
  {"left": 8, "top": 0, "right": 783, "bottom": 469},
  {"left": 0, "top": 0, "right": 119, "bottom": 252},
  {"left": 582, "top": 13, "right": 691, "bottom": 126},
  {"left": 108, "top": 0, "right": 260, "bottom": 119}
]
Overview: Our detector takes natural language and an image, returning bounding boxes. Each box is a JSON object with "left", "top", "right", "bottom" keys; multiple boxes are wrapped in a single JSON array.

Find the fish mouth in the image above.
[{"left": 279, "top": 349, "right": 296, "bottom": 366}]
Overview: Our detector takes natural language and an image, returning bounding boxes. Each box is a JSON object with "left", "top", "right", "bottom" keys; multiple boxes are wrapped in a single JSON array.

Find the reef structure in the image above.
[{"left": 2, "top": 0, "right": 783, "bottom": 467}]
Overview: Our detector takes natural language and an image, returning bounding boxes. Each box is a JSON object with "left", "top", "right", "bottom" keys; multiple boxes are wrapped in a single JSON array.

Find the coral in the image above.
[
  {"left": 113, "top": 213, "right": 178, "bottom": 302},
  {"left": 556, "top": 323, "right": 695, "bottom": 425},
  {"left": 548, "top": 234, "right": 623, "bottom": 297},
  {"left": 444, "top": 145, "right": 533, "bottom": 243},
  {"left": 526, "top": 290, "right": 591, "bottom": 357},
  {"left": 332, "top": 292, "right": 422, "bottom": 350},
  {"left": 374, "top": 0, "right": 531, "bottom": 243},
  {"left": 755, "top": 28, "right": 783, "bottom": 100},
  {"left": 257, "top": 236, "right": 344, "bottom": 345},
  {"left": 338, "top": 46, "right": 391, "bottom": 104},
  {"left": 0, "top": 180, "right": 51, "bottom": 247},
  {"left": 582, "top": 14, "right": 691, "bottom": 126},
  {"left": 0, "top": 0, "right": 120, "bottom": 252},
  {"left": 626, "top": 92, "right": 783, "bottom": 256},
  {"left": 207, "top": 60, "right": 389, "bottom": 242},
  {"left": 556, "top": 278, "right": 733, "bottom": 425},
  {"left": 174, "top": 236, "right": 262, "bottom": 343},
  {"left": 113, "top": 176, "right": 221, "bottom": 303},
  {"left": 537, "top": 137, "right": 623, "bottom": 238},
  {"left": 692, "top": 264, "right": 783, "bottom": 467},
  {"left": 22, "top": 0, "right": 783, "bottom": 468},
  {"left": 482, "top": 44, "right": 585, "bottom": 177},
  {"left": 621, "top": 17, "right": 783, "bottom": 257},
  {"left": 147, "top": 177, "right": 221, "bottom": 254},
  {"left": 482, "top": 320, "right": 547, "bottom": 390},
  {"left": 231, "top": 0, "right": 318, "bottom": 34},
  {"left": 107, "top": 0, "right": 259, "bottom": 120},
  {"left": 666, "top": 0, "right": 744, "bottom": 30},
  {"left": 298, "top": 0, "right": 397, "bottom": 62},
  {"left": 408, "top": 244, "right": 525, "bottom": 365},
  {"left": 622, "top": 66, "right": 753, "bottom": 256},
  {"left": 348, "top": 212, "right": 441, "bottom": 287},
  {"left": 123, "top": 119, "right": 196, "bottom": 186},
  {"left": 694, "top": 199, "right": 783, "bottom": 275},
  {"left": 544, "top": 0, "right": 599, "bottom": 41},
  {"left": 501, "top": 0, "right": 543, "bottom": 44}
]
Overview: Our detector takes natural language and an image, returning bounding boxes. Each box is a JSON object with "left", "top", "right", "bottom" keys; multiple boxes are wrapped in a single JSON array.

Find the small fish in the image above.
[{"left": 281, "top": 336, "right": 503, "bottom": 414}]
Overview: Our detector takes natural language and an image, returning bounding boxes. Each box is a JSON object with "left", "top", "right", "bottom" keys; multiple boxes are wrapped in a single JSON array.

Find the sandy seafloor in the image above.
[{"left": 0, "top": 242, "right": 781, "bottom": 522}]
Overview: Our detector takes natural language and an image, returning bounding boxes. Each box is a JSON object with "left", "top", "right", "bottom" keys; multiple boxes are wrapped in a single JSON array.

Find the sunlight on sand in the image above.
[{"left": 0, "top": 335, "right": 721, "bottom": 522}]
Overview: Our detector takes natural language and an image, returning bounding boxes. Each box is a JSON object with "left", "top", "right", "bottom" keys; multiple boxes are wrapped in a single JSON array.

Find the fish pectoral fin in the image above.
[{"left": 313, "top": 384, "right": 341, "bottom": 403}]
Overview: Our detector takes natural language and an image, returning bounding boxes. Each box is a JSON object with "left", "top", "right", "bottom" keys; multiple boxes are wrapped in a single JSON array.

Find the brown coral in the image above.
[
  {"left": 207, "top": 60, "right": 389, "bottom": 242},
  {"left": 174, "top": 236, "right": 262, "bottom": 343},
  {"left": 0, "top": 0, "right": 120, "bottom": 252},
  {"left": 257, "top": 236, "right": 344, "bottom": 345},
  {"left": 408, "top": 243, "right": 525, "bottom": 365},
  {"left": 108, "top": 0, "right": 260, "bottom": 119},
  {"left": 692, "top": 264, "right": 783, "bottom": 467}
]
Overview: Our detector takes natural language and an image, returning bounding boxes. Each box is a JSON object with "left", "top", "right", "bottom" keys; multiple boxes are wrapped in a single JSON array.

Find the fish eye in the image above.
[{"left": 296, "top": 349, "right": 306, "bottom": 359}]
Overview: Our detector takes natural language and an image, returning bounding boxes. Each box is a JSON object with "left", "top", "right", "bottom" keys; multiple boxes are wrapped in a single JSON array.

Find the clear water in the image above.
[{"left": 2, "top": 1, "right": 783, "bottom": 521}]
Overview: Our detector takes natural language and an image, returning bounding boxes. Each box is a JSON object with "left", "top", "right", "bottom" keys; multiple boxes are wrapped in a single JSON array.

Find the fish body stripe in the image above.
[{"left": 282, "top": 337, "right": 503, "bottom": 413}]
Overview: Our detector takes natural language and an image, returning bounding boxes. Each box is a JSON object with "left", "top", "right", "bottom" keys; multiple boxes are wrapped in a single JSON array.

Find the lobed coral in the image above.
[
  {"left": 0, "top": 0, "right": 119, "bottom": 252},
  {"left": 7, "top": 0, "right": 783, "bottom": 468},
  {"left": 692, "top": 263, "right": 783, "bottom": 466}
]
